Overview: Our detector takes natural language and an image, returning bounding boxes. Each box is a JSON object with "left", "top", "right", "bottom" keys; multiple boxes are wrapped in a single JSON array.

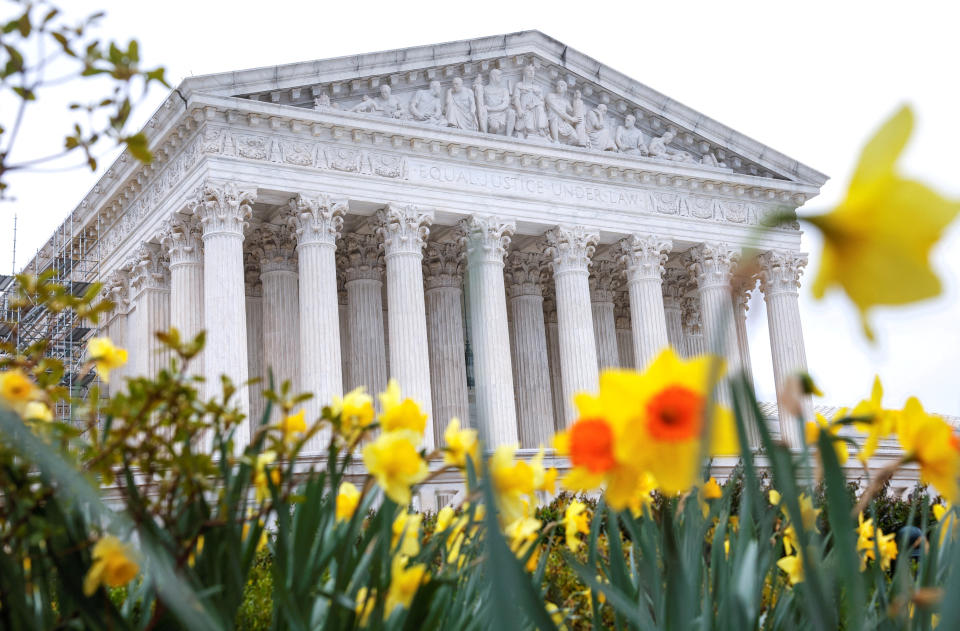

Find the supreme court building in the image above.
[{"left": 51, "top": 32, "right": 864, "bottom": 504}]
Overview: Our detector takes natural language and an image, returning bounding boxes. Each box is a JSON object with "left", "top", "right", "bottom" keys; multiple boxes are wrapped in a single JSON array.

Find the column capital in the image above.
[
  {"left": 618, "top": 234, "right": 672, "bottom": 282},
  {"left": 343, "top": 233, "right": 384, "bottom": 283},
  {"left": 128, "top": 244, "right": 169, "bottom": 296},
  {"left": 458, "top": 215, "right": 515, "bottom": 263},
  {"left": 505, "top": 251, "right": 547, "bottom": 298},
  {"left": 159, "top": 213, "right": 202, "bottom": 267},
  {"left": 287, "top": 193, "right": 347, "bottom": 246},
  {"left": 376, "top": 204, "right": 433, "bottom": 256},
  {"left": 101, "top": 268, "right": 132, "bottom": 316},
  {"left": 661, "top": 267, "right": 687, "bottom": 309},
  {"left": 758, "top": 250, "right": 808, "bottom": 297},
  {"left": 422, "top": 241, "right": 464, "bottom": 290},
  {"left": 685, "top": 242, "right": 741, "bottom": 289},
  {"left": 732, "top": 275, "right": 757, "bottom": 314},
  {"left": 191, "top": 180, "right": 255, "bottom": 237},
  {"left": 544, "top": 225, "right": 598, "bottom": 274},
  {"left": 253, "top": 223, "right": 298, "bottom": 273},
  {"left": 681, "top": 297, "right": 703, "bottom": 336},
  {"left": 589, "top": 259, "right": 621, "bottom": 303}
]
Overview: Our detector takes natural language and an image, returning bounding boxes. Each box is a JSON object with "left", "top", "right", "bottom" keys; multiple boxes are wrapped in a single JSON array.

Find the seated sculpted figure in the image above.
[
  {"left": 474, "top": 69, "right": 515, "bottom": 136},
  {"left": 585, "top": 103, "right": 616, "bottom": 151},
  {"left": 512, "top": 64, "right": 547, "bottom": 138},
  {"left": 615, "top": 114, "right": 646, "bottom": 155},
  {"left": 410, "top": 80, "right": 444, "bottom": 125},
  {"left": 350, "top": 84, "right": 405, "bottom": 119},
  {"left": 648, "top": 129, "right": 694, "bottom": 162},
  {"left": 545, "top": 80, "right": 583, "bottom": 145},
  {"left": 445, "top": 77, "right": 479, "bottom": 131}
]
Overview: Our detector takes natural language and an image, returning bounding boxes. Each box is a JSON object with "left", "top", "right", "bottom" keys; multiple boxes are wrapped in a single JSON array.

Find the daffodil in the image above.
[
  {"left": 531, "top": 448, "right": 558, "bottom": 494},
  {"left": 23, "top": 401, "right": 53, "bottom": 422},
  {"left": 278, "top": 409, "right": 306, "bottom": 444},
  {"left": 857, "top": 512, "right": 898, "bottom": 571},
  {"left": 354, "top": 587, "right": 375, "bottom": 626},
  {"left": 852, "top": 377, "right": 899, "bottom": 462},
  {"left": 0, "top": 369, "right": 38, "bottom": 413},
  {"left": 897, "top": 397, "right": 960, "bottom": 502},
  {"left": 933, "top": 503, "right": 956, "bottom": 546},
  {"left": 391, "top": 509, "right": 422, "bottom": 557},
  {"left": 703, "top": 477, "right": 723, "bottom": 500},
  {"left": 379, "top": 379, "right": 428, "bottom": 437},
  {"left": 87, "top": 337, "right": 128, "bottom": 383},
  {"left": 489, "top": 445, "right": 536, "bottom": 523},
  {"left": 504, "top": 516, "right": 542, "bottom": 572},
  {"left": 806, "top": 411, "right": 849, "bottom": 465},
  {"left": 443, "top": 418, "right": 479, "bottom": 469},
  {"left": 82, "top": 535, "right": 139, "bottom": 596},
  {"left": 563, "top": 500, "right": 590, "bottom": 553},
  {"left": 805, "top": 105, "right": 960, "bottom": 340},
  {"left": 777, "top": 552, "right": 804, "bottom": 586},
  {"left": 331, "top": 386, "right": 375, "bottom": 443},
  {"left": 385, "top": 555, "right": 428, "bottom": 617},
  {"left": 253, "top": 450, "right": 280, "bottom": 503},
  {"left": 435, "top": 506, "right": 469, "bottom": 565},
  {"left": 335, "top": 481, "right": 361, "bottom": 523},
  {"left": 362, "top": 430, "right": 429, "bottom": 505}
]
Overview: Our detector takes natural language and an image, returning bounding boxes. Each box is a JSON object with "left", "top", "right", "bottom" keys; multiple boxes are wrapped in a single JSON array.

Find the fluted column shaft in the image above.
[
  {"left": 619, "top": 234, "right": 672, "bottom": 369},
  {"left": 261, "top": 265, "right": 300, "bottom": 396},
  {"left": 733, "top": 278, "right": 756, "bottom": 391},
  {"left": 193, "top": 182, "right": 253, "bottom": 448},
  {"left": 460, "top": 216, "right": 517, "bottom": 447},
  {"left": 546, "top": 226, "right": 600, "bottom": 425},
  {"left": 344, "top": 233, "right": 388, "bottom": 409},
  {"left": 128, "top": 246, "right": 170, "bottom": 380},
  {"left": 160, "top": 214, "right": 203, "bottom": 378},
  {"left": 543, "top": 295, "right": 565, "bottom": 432},
  {"left": 246, "top": 292, "right": 266, "bottom": 426},
  {"left": 589, "top": 260, "right": 620, "bottom": 371},
  {"left": 760, "top": 251, "right": 811, "bottom": 448},
  {"left": 663, "top": 269, "right": 686, "bottom": 353},
  {"left": 423, "top": 242, "right": 469, "bottom": 444},
  {"left": 681, "top": 297, "right": 706, "bottom": 358},
  {"left": 377, "top": 204, "right": 435, "bottom": 447},
  {"left": 507, "top": 252, "right": 555, "bottom": 448}
]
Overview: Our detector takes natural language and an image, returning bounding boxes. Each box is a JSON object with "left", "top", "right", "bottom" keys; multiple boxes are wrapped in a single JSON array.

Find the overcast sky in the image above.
[{"left": 2, "top": 0, "right": 958, "bottom": 415}]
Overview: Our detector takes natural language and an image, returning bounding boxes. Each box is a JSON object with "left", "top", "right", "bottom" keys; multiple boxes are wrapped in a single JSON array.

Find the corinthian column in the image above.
[
  {"left": 545, "top": 226, "right": 599, "bottom": 425},
  {"left": 732, "top": 276, "right": 757, "bottom": 391},
  {"left": 619, "top": 234, "right": 672, "bottom": 369},
  {"left": 681, "top": 297, "right": 705, "bottom": 358},
  {"left": 759, "top": 251, "right": 811, "bottom": 448},
  {"left": 459, "top": 215, "right": 517, "bottom": 447},
  {"left": 159, "top": 214, "right": 203, "bottom": 376},
  {"left": 244, "top": 252, "right": 266, "bottom": 427},
  {"left": 589, "top": 259, "right": 620, "bottom": 371},
  {"left": 662, "top": 268, "right": 686, "bottom": 353},
  {"left": 423, "top": 241, "right": 469, "bottom": 443},
  {"left": 614, "top": 292, "right": 634, "bottom": 369},
  {"left": 287, "top": 194, "right": 346, "bottom": 450},
  {"left": 192, "top": 181, "right": 253, "bottom": 446},
  {"left": 506, "top": 251, "right": 555, "bottom": 448},
  {"left": 127, "top": 245, "right": 171, "bottom": 380},
  {"left": 344, "top": 233, "right": 388, "bottom": 409},
  {"left": 542, "top": 291, "right": 565, "bottom": 432},
  {"left": 376, "top": 204, "right": 435, "bottom": 447},
  {"left": 255, "top": 223, "right": 300, "bottom": 420}
]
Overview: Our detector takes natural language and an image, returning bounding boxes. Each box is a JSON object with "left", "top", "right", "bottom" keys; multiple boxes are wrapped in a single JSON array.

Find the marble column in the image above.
[
  {"left": 589, "top": 259, "right": 620, "bottom": 371},
  {"left": 542, "top": 291, "right": 565, "bottom": 432},
  {"left": 255, "top": 224, "right": 300, "bottom": 418},
  {"left": 159, "top": 213, "right": 204, "bottom": 376},
  {"left": 681, "top": 297, "right": 705, "bottom": 358},
  {"left": 101, "top": 270, "right": 131, "bottom": 390},
  {"left": 423, "top": 241, "right": 470, "bottom": 442},
  {"left": 287, "top": 193, "right": 346, "bottom": 451},
  {"left": 376, "top": 204, "right": 435, "bottom": 447},
  {"left": 619, "top": 234, "right": 672, "bottom": 370},
  {"left": 192, "top": 182, "right": 252, "bottom": 447},
  {"left": 545, "top": 226, "right": 600, "bottom": 425},
  {"left": 459, "top": 216, "right": 517, "bottom": 447},
  {"left": 506, "top": 251, "right": 555, "bottom": 448},
  {"left": 662, "top": 268, "right": 686, "bottom": 353},
  {"left": 343, "top": 233, "right": 388, "bottom": 409},
  {"left": 759, "top": 251, "right": 811, "bottom": 448},
  {"left": 337, "top": 261, "right": 351, "bottom": 394},
  {"left": 127, "top": 244, "right": 170, "bottom": 381},
  {"left": 244, "top": 253, "right": 266, "bottom": 427},
  {"left": 614, "top": 291, "right": 634, "bottom": 370},
  {"left": 732, "top": 276, "right": 757, "bottom": 391}
]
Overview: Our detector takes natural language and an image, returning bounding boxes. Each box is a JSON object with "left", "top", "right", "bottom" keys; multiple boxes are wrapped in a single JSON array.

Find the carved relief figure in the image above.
[
  {"left": 409, "top": 80, "right": 444, "bottom": 125},
  {"left": 545, "top": 80, "right": 583, "bottom": 145},
  {"left": 700, "top": 151, "right": 726, "bottom": 168},
  {"left": 585, "top": 103, "right": 616, "bottom": 151},
  {"left": 512, "top": 64, "right": 548, "bottom": 138},
  {"left": 615, "top": 114, "right": 646, "bottom": 155},
  {"left": 350, "top": 84, "right": 405, "bottom": 119},
  {"left": 445, "top": 76, "right": 478, "bottom": 131},
  {"left": 571, "top": 90, "right": 588, "bottom": 146},
  {"left": 313, "top": 92, "right": 333, "bottom": 110},
  {"left": 474, "top": 69, "right": 515, "bottom": 136},
  {"left": 648, "top": 129, "right": 694, "bottom": 162}
]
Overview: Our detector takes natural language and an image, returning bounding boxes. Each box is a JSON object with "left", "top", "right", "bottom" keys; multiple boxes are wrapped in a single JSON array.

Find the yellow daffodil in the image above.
[
  {"left": 563, "top": 500, "right": 590, "bottom": 553},
  {"left": 703, "top": 477, "right": 723, "bottom": 500},
  {"left": 336, "top": 481, "right": 361, "bottom": 523},
  {"left": 87, "top": 337, "right": 128, "bottom": 384},
  {"left": 797, "top": 493, "right": 821, "bottom": 532},
  {"left": 443, "top": 418, "right": 479, "bottom": 469},
  {"left": 187, "top": 535, "right": 204, "bottom": 567},
  {"left": 897, "top": 397, "right": 960, "bottom": 503},
  {"left": 805, "top": 105, "right": 960, "bottom": 340},
  {"left": 253, "top": 451, "right": 280, "bottom": 503},
  {"left": 379, "top": 379, "right": 427, "bottom": 437},
  {"left": 769, "top": 489, "right": 782, "bottom": 506},
  {"left": 391, "top": 509, "right": 422, "bottom": 557},
  {"left": 278, "top": 409, "right": 306, "bottom": 444},
  {"left": 857, "top": 512, "right": 898, "bottom": 571},
  {"left": 0, "top": 369, "right": 38, "bottom": 413},
  {"left": 505, "top": 516, "right": 542, "bottom": 572},
  {"left": 435, "top": 506, "right": 469, "bottom": 565},
  {"left": 806, "top": 412, "right": 850, "bottom": 465},
  {"left": 852, "top": 377, "right": 899, "bottom": 462},
  {"left": 777, "top": 552, "right": 804, "bottom": 586},
  {"left": 545, "top": 601, "right": 567, "bottom": 628},
  {"left": 23, "top": 401, "right": 53, "bottom": 422},
  {"left": 362, "top": 430, "right": 429, "bottom": 505},
  {"left": 385, "top": 555, "right": 428, "bottom": 617},
  {"left": 331, "top": 386, "right": 375, "bottom": 443},
  {"left": 489, "top": 445, "right": 536, "bottom": 523},
  {"left": 933, "top": 503, "right": 956, "bottom": 546},
  {"left": 626, "top": 471, "right": 658, "bottom": 518},
  {"left": 557, "top": 348, "right": 738, "bottom": 506},
  {"left": 82, "top": 535, "right": 139, "bottom": 596},
  {"left": 531, "top": 448, "right": 558, "bottom": 494},
  {"left": 354, "top": 586, "right": 375, "bottom": 626}
]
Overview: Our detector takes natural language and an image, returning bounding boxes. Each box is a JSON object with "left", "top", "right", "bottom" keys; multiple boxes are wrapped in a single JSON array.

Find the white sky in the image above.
[{"left": 2, "top": 0, "right": 958, "bottom": 415}]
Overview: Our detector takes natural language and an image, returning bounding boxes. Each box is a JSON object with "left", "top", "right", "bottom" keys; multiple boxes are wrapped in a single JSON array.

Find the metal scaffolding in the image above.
[{"left": 1, "top": 209, "right": 103, "bottom": 419}]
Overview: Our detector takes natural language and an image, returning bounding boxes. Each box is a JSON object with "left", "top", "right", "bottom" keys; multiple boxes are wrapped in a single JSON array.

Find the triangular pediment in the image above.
[{"left": 180, "top": 31, "right": 826, "bottom": 187}]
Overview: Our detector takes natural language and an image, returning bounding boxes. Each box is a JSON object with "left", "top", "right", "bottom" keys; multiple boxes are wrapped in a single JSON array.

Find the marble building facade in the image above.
[{"left": 47, "top": 31, "right": 897, "bottom": 507}]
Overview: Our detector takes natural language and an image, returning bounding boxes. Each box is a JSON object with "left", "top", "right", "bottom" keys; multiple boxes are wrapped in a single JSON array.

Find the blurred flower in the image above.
[
  {"left": 490, "top": 445, "right": 536, "bottom": 523},
  {"left": 505, "top": 516, "right": 542, "bottom": 572},
  {"left": 278, "top": 409, "right": 306, "bottom": 445},
  {"left": 436, "top": 506, "right": 469, "bottom": 565},
  {"left": 703, "top": 477, "right": 723, "bottom": 500},
  {"left": 626, "top": 472, "right": 658, "bottom": 518},
  {"left": 0, "top": 369, "right": 38, "bottom": 412},
  {"left": 253, "top": 450, "right": 280, "bottom": 503},
  {"left": 87, "top": 337, "right": 128, "bottom": 384},
  {"left": 354, "top": 587, "right": 375, "bottom": 626},
  {"left": 563, "top": 500, "right": 590, "bottom": 553},
  {"left": 769, "top": 489, "right": 782, "bottom": 506},
  {"left": 443, "top": 418, "right": 479, "bottom": 469},
  {"left": 385, "top": 555, "right": 428, "bottom": 617},
  {"left": 805, "top": 105, "right": 960, "bottom": 340},
  {"left": 531, "top": 448, "right": 558, "bottom": 494},
  {"left": 776, "top": 552, "right": 804, "bottom": 586},
  {"left": 82, "top": 535, "right": 139, "bottom": 596},
  {"left": 336, "top": 481, "right": 361, "bottom": 523},
  {"left": 362, "top": 430, "right": 429, "bottom": 505},
  {"left": 391, "top": 509, "right": 422, "bottom": 557},
  {"left": 857, "top": 512, "right": 898, "bottom": 571},
  {"left": 933, "top": 503, "right": 955, "bottom": 546},
  {"left": 23, "top": 401, "right": 53, "bottom": 422},
  {"left": 852, "top": 377, "right": 899, "bottom": 463},
  {"left": 187, "top": 535, "right": 204, "bottom": 567},
  {"left": 331, "top": 386, "right": 375, "bottom": 442},
  {"left": 897, "top": 397, "right": 960, "bottom": 502},
  {"left": 379, "top": 379, "right": 427, "bottom": 437},
  {"left": 806, "top": 411, "right": 850, "bottom": 465},
  {"left": 545, "top": 601, "right": 567, "bottom": 629}
]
